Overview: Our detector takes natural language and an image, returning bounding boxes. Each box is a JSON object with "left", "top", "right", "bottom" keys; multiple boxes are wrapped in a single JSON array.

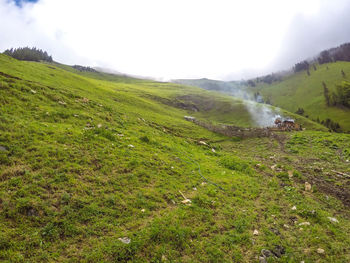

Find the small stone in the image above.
[
  {"left": 161, "top": 255, "right": 167, "bottom": 261},
  {"left": 270, "top": 228, "right": 280, "bottom": 235},
  {"left": 118, "top": 237, "right": 131, "bottom": 244},
  {"left": 97, "top": 123, "right": 102, "bottom": 128},
  {"left": 261, "top": 249, "right": 273, "bottom": 258},
  {"left": 283, "top": 224, "right": 290, "bottom": 229},
  {"left": 58, "top": 100, "right": 66, "bottom": 105},
  {"left": 74, "top": 114, "right": 79, "bottom": 117},
  {"left": 211, "top": 148, "right": 216, "bottom": 153},
  {"left": 305, "top": 182, "right": 312, "bottom": 191},
  {"left": 272, "top": 245, "right": 285, "bottom": 258},
  {"left": 201, "top": 182, "right": 207, "bottom": 186},
  {"left": 271, "top": 164, "right": 277, "bottom": 170},
  {"left": 291, "top": 205, "right": 297, "bottom": 210},
  {"left": 181, "top": 199, "right": 191, "bottom": 204},
  {"left": 298, "top": 222, "right": 310, "bottom": 226},
  {"left": 30, "top": 89, "right": 37, "bottom": 94},
  {"left": 199, "top": 141, "right": 208, "bottom": 146},
  {"left": 141, "top": 209, "right": 145, "bottom": 213},
  {"left": 259, "top": 256, "right": 267, "bottom": 263},
  {"left": 171, "top": 166, "right": 174, "bottom": 169},
  {"left": 0, "top": 146, "right": 7, "bottom": 152},
  {"left": 128, "top": 144, "right": 134, "bottom": 148},
  {"left": 328, "top": 217, "right": 339, "bottom": 223},
  {"left": 256, "top": 163, "right": 262, "bottom": 168},
  {"left": 193, "top": 187, "right": 197, "bottom": 191},
  {"left": 317, "top": 248, "right": 325, "bottom": 254},
  {"left": 253, "top": 229, "right": 259, "bottom": 236},
  {"left": 288, "top": 170, "right": 293, "bottom": 178}
]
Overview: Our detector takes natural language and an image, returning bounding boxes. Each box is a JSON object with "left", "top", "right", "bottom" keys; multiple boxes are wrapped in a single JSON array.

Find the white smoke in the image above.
[
  {"left": 228, "top": 88, "right": 282, "bottom": 127},
  {"left": 244, "top": 101, "right": 281, "bottom": 127}
]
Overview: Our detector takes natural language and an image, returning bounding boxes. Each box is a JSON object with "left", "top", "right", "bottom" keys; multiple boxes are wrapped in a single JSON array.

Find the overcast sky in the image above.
[{"left": 1, "top": 0, "right": 350, "bottom": 80}]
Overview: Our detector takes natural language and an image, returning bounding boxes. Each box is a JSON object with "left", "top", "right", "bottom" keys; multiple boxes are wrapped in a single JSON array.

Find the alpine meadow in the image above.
[{"left": 1, "top": 0, "right": 350, "bottom": 262}]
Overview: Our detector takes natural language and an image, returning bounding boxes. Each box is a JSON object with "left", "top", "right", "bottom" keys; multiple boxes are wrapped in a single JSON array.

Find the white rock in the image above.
[
  {"left": 199, "top": 141, "right": 208, "bottom": 145},
  {"left": 211, "top": 148, "right": 216, "bottom": 153},
  {"left": 328, "top": 217, "right": 339, "bottom": 223},
  {"left": 181, "top": 199, "right": 191, "bottom": 204},
  {"left": 128, "top": 144, "right": 134, "bottom": 148},
  {"left": 298, "top": 222, "right": 310, "bottom": 226},
  {"left": 305, "top": 182, "right": 312, "bottom": 191},
  {"left": 30, "top": 89, "right": 37, "bottom": 94},
  {"left": 291, "top": 206, "right": 297, "bottom": 210},
  {"left": 193, "top": 187, "right": 197, "bottom": 191},
  {"left": 288, "top": 170, "right": 293, "bottom": 178},
  {"left": 118, "top": 237, "right": 131, "bottom": 244},
  {"left": 317, "top": 248, "right": 325, "bottom": 254},
  {"left": 253, "top": 229, "right": 259, "bottom": 236},
  {"left": 141, "top": 209, "right": 145, "bottom": 213},
  {"left": 97, "top": 123, "right": 102, "bottom": 128}
]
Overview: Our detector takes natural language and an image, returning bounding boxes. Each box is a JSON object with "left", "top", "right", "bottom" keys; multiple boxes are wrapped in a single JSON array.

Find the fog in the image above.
[{"left": 1, "top": 0, "right": 350, "bottom": 80}]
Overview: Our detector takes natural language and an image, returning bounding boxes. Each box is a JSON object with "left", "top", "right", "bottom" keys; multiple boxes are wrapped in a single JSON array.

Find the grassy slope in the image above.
[
  {"left": 0, "top": 54, "right": 349, "bottom": 262},
  {"left": 251, "top": 62, "right": 350, "bottom": 131}
]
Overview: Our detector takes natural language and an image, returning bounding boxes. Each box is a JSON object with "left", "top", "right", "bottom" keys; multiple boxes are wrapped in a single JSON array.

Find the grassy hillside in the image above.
[
  {"left": 250, "top": 62, "right": 350, "bottom": 132},
  {"left": 0, "top": 54, "right": 350, "bottom": 262},
  {"left": 173, "top": 78, "right": 242, "bottom": 93}
]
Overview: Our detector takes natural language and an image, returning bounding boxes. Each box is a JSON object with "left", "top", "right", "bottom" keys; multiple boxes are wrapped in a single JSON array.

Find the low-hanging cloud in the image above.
[
  {"left": 1, "top": 0, "right": 350, "bottom": 80},
  {"left": 267, "top": 0, "right": 350, "bottom": 74}
]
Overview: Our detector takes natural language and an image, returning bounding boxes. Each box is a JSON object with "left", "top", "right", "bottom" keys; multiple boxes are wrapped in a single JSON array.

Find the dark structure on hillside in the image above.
[{"left": 274, "top": 117, "right": 301, "bottom": 131}]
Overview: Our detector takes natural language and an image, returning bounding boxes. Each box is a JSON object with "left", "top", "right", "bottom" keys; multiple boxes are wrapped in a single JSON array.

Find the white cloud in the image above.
[{"left": 0, "top": 0, "right": 349, "bottom": 80}]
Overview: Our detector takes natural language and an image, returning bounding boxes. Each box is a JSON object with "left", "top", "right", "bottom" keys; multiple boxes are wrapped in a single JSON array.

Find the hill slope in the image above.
[
  {"left": 250, "top": 62, "right": 350, "bottom": 132},
  {"left": 0, "top": 54, "right": 350, "bottom": 262}
]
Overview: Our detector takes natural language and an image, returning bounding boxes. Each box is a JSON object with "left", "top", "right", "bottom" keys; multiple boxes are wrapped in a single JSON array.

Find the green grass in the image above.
[
  {"left": 251, "top": 62, "right": 350, "bottom": 131},
  {"left": 0, "top": 54, "right": 350, "bottom": 262}
]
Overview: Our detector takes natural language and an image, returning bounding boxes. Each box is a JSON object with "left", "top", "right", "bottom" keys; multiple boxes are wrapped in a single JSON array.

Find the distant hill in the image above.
[
  {"left": 248, "top": 61, "right": 350, "bottom": 132},
  {"left": 173, "top": 78, "right": 243, "bottom": 93}
]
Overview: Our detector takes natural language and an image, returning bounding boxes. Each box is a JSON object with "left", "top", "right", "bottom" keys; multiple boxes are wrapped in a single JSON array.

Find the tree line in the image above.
[
  {"left": 323, "top": 81, "right": 350, "bottom": 108},
  {"left": 3, "top": 47, "right": 53, "bottom": 62},
  {"left": 294, "top": 42, "right": 350, "bottom": 73}
]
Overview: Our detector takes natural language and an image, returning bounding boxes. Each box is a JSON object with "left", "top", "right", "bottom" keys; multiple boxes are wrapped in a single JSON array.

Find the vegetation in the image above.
[
  {"left": 72, "top": 65, "right": 98, "bottom": 73},
  {"left": 317, "top": 43, "right": 350, "bottom": 64},
  {"left": 294, "top": 61, "right": 309, "bottom": 73},
  {"left": 329, "top": 81, "right": 350, "bottom": 108},
  {"left": 0, "top": 54, "right": 349, "bottom": 262},
  {"left": 3, "top": 47, "right": 53, "bottom": 62},
  {"left": 249, "top": 61, "right": 350, "bottom": 132}
]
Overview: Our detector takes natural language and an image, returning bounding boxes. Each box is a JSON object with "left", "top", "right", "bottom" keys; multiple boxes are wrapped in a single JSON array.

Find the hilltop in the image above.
[{"left": 0, "top": 54, "right": 350, "bottom": 262}]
